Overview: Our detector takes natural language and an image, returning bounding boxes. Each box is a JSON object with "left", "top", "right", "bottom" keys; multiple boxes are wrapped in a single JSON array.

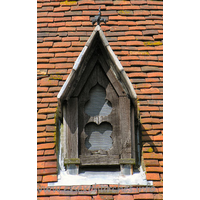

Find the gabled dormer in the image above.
[{"left": 57, "top": 25, "right": 141, "bottom": 179}]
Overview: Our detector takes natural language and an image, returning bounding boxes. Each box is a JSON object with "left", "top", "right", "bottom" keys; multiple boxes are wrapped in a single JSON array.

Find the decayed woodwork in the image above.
[
  {"left": 62, "top": 37, "right": 136, "bottom": 167},
  {"left": 63, "top": 97, "right": 78, "bottom": 159}
]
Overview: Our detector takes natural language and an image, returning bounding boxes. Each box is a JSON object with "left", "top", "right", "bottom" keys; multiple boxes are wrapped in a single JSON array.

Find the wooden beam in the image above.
[
  {"left": 119, "top": 96, "right": 132, "bottom": 159},
  {"left": 80, "top": 155, "right": 119, "bottom": 166},
  {"left": 64, "top": 97, "right": 78, "bottom": 159}
]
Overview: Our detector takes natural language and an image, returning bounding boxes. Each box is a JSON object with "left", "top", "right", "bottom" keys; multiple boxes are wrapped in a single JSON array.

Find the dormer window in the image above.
[{"left": 54, "top": 25, "right": 147, "bottom": 185}]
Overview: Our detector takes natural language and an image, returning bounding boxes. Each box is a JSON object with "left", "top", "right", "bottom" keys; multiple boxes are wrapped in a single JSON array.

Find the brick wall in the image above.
[{"left": 37, "top": 0, "right": 163, "bottom": 199}]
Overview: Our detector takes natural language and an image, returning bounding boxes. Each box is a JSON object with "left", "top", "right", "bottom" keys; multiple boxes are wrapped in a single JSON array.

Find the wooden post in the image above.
[
  {"left": 119, "top": 96, "right": 131, "bottom": 159},
  {"left": 63, "top": 98, "right": 79, "bottom": 174},
  {"left": 131, "top": 105, "right": 136, "bottom": 162}
]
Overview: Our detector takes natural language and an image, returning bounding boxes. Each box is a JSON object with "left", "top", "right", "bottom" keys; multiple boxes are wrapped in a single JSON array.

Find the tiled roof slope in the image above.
[{"left": 37, "top": 0, "right": 163, "bottom": 199}]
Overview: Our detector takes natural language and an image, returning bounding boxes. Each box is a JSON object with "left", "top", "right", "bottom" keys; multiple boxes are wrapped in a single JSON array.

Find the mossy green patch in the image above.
[
  {"left": 119, "top": 158, "right": 135, "bottom": 164},
  {"left": 144, "top": 41, "right": 163, "bottom": 46},
  {"left": 148, "top": 147, "right": 154, "bottom": 153},
  {"left": 118, "top": 10, "right": 133, "bottom": 15},
  {"left": 60, "top": 0, "right": 77, "bottom": 6},
  {"left": 49, "top": 75, "right": 62, "bottom": 80},
  {"left": 130, "top": 51, "right": 149, "bottom": 56},
  {"left": 64, "top": 158, "right": 81, "bottom": 164}
]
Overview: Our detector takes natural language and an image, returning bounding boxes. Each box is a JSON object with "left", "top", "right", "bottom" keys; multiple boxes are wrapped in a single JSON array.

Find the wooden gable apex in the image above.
[{"left": 57, "top": 25, "right": 138, "bottom": 120}]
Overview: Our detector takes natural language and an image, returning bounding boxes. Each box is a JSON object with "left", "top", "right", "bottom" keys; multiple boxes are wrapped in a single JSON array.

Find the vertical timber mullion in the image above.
[
  {"left": 64, "top": 98, "right": 79, "bottom": 175},
  {"left": 63, "top": 103, "right": 67, "bottom": 159},
  {"left": 119, "top": 96, "right": 131, "bottom": 159},
  {"left": 66, "top": 97, "right": 79, "bottom": 159},
  {"left": 131, "top": 105, "right": 136, "bottom": 162}
]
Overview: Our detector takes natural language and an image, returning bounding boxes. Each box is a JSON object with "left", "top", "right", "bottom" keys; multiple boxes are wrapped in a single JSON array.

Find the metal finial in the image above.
[{"left": 92, "top": 7, "right": 106, "bottom": 26}]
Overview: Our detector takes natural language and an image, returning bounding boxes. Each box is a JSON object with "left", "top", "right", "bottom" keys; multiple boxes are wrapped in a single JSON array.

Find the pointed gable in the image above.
[{"left": 57, "top": 25, "right": 138, "bottom": 120}]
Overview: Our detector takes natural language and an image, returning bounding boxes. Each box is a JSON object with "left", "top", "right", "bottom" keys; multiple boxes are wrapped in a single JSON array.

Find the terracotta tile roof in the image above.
[{"left": 37, "top": 0, "right": 163, "bottom": 199}]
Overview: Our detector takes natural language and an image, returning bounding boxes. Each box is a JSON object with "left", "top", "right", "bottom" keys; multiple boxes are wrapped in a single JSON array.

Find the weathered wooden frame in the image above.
[{"left": 58, "top": 25, "right": 139, "bottom": 175}]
